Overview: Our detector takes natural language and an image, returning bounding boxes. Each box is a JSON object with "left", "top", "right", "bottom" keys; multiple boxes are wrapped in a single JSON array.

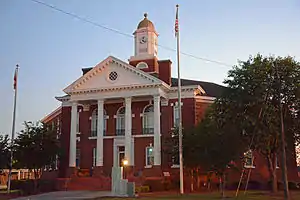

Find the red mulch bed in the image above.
[{"left": 0, "top": 193, "right": 22, "bottom": 200}]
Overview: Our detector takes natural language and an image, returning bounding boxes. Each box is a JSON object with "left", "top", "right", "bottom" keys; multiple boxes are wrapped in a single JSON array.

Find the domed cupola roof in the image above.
[{"left": 137, "top": 13, "right": 155, "bottom": 31}]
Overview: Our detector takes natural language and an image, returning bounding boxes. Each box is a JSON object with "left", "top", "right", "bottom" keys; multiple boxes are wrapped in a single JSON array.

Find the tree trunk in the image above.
[
  {"left": 190, "top": 169, "right": 194, "bottom": 192},
  {"left": 196, "top": 168, "right": 201, "bottom": 190},
  {"left": 207, "top": 173, "right": 211, "bottom": 191},
  {"left": 267, "top": 153, "right": 278, "bottom": 193},
  {"left": 222, "top": 173, "right": 226, "bottom": 199},
  {"left": 219, "top": 176, "right": 223, "bottom": 196}
]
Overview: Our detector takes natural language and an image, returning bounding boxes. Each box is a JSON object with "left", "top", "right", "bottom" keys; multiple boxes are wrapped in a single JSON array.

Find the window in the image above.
[
  {"left": 170, "top": 128, "right": 179, "bottom": 166},
  {"left": 244, "top": 150, "right": 255, "bottom": 168},
  {"left": 143, "top": 105, "right": 154, "bottom": 134},
  {"left": 93, "top": 148, "right": 96, "bottom": 167},
  {"left": 136, "top": 62, "right": 148, "bottom": 69},
  {"left": 146, "top": 146, "right": 154, "bottom": 166},
  {"left": 173, "top": 104, "right": 179, "bottom": 127},
  {"left": 76, "top": 149, "right": 80, "bottom": 168},
  {"left": 108, "top": 71, "right": 118, "bottom": 81},
  {"left": 116, "top": 107, "right": 125, "bottom": 135},
  {"left": 91, "top": 109, "right": 107, "bottom": 137}
]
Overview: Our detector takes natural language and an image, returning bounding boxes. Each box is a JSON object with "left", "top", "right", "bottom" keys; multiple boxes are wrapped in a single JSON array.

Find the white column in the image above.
[
  {"left": 153, "top": 95, "right": 161, "bottom": 165},
  {"left": 69, "top": 102, "right": 78, "bottom": 167},
  {"left": 113, "top": 143, "right": 118, "bottom": 167},
  {"left": 125, "top": 97, "right": 133, "bottom": 166},
  {"left": 96, "top": 99, "right": 104, "bottom": 166}
]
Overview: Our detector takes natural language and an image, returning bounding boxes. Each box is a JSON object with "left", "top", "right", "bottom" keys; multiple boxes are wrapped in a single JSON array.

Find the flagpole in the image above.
[
  {"left": 7, "top": 64, "right": 19, "bottom": 194},
  {"left": 175, "top": 4, "right": 184, "bottom": 195}
]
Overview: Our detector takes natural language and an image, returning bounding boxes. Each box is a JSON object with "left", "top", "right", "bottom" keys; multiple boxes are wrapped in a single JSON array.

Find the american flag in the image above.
[
  {"left": 175, "top": 5, "right": 179, "bottom": 37},
  {"left": 13, "top": 65, "right": 18, "bottom": 90}
]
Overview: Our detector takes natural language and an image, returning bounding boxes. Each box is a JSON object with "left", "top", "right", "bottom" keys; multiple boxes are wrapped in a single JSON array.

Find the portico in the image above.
[
  {"left": 68, "top": 94, "right": 164, "bottom": 169},
  {"left": 61, "top": 56, "right": 170, "bottom": 171}
]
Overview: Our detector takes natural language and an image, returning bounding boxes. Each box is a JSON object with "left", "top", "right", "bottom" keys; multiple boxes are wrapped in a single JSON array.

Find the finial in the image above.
[
  {"left": 176, "top": 4, "right": 179, "bottom": 7},
  {"left": 144, "top": 13, "right": 148, "bottom": 18}
]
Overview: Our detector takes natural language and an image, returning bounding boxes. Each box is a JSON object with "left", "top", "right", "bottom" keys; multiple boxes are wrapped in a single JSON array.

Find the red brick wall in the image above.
[
  {"left": 103, "top": 139, "right": 113, "bottom": 175},
  {"left": 59, "top": 106, "right": 71, "bottom": 178},
  {"left": 54, "top": 100, "right": 299, "bottom": 186},
  {"left": 194, "top": 101, "right": 211, "bottom": 125},
  {"left": 134, "top": 137, "right": 154, "bottom": 171},
  {"left": 129, "top": 58, "right": 159, "bottom": 74},
  {"left": 158, "top": 60, "right": 172, "bottom": 85}
]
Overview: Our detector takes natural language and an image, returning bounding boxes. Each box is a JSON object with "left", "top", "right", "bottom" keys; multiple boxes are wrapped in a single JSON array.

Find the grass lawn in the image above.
[{"left": 99, "top": 191, "right": 300, "bottom": 200}]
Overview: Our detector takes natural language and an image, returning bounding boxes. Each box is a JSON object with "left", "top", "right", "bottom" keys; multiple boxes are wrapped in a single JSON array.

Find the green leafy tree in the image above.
[
  {"left": 183, "top": 105, "right": 247, "bottom": 198},
  {"left": 216, "top": 54, "right": 300, "bottom": 193},
  {"left": 14, "top": 121, "right": 60, "bottom": 180},
  {"left": 0, "top": 134, "right": 10, "bottom": 170}
]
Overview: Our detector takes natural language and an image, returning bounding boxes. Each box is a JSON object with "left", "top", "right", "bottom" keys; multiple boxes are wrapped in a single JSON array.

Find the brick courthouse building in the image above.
[{"left": 42, "top": 14, "right": 299, "bottom": 191}]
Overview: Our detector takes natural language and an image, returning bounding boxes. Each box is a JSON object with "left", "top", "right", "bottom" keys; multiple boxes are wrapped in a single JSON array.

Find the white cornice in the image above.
[{"left": 69, "top": 83, "right": 161, "bottom": 95}]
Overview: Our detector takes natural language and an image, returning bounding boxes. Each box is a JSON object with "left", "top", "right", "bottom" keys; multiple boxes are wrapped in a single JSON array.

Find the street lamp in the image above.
[{"left": 122, "top": 159, "right": 128, "bottom": 179}]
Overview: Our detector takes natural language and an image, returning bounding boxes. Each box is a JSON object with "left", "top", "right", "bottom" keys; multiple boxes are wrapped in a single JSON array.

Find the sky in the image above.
[{"left": 0, "top": 0, "right": 299, "bottom": 136}]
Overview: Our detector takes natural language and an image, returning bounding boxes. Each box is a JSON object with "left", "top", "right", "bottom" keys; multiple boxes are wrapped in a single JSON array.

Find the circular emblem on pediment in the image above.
[{"left": 108, "top": 71, "right": 118, "bottom": 82}]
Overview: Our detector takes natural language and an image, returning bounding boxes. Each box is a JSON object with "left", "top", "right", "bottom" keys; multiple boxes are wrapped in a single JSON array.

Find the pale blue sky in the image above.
[{"left": 0, "top": 0, "right": 299, "bottom": 136}]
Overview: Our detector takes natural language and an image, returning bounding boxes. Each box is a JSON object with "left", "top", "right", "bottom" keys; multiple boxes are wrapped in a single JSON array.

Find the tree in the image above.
[
  {"left": 0, "top": 134, "right": 10, "bottom": 170},
  {"left": 184, "top": 105, "right": 247, "bottom": 198},
  {"left": 13, "top": 121, "right": 60, "bottom": 180},
  {"left": 164, "top": 105, "right": 246, "bottom": 198},
  {"left": 216, "top": 54, "right": 300, "bottom": 193}
]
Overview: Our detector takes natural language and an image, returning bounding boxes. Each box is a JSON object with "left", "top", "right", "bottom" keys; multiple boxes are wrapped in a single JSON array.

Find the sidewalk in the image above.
[{"left": 11, "top": 191, "right": 125, "bottom": 200}]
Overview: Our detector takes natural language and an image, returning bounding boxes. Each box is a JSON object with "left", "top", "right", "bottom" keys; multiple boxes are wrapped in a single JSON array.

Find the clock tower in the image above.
[{"left": 129, "top": 13, "right": 159, "bottom": 74}]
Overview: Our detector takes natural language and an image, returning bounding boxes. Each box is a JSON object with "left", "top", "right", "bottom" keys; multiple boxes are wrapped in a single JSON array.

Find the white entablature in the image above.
[{"left": 63, "top": 56, "right": 170, "bottom": 96}]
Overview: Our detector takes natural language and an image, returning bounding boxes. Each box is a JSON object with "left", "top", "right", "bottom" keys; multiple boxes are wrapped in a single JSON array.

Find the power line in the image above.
[{"left": 29, "top": 0, "right": 232, "bottom": 67}]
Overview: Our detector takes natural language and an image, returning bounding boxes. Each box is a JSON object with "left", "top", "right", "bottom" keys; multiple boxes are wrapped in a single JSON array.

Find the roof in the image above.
[
  {"left": 80, "top": 67, "right": 225, "bottom": 98},
  {"left": 171, "top": 78, "right": 226, "bottom": 98},
  {"left": 41, "top": 106, "right": 62, "bottom": 123},
  {"left": 137, "top": 13, "right": 155, "bottom": 31}
]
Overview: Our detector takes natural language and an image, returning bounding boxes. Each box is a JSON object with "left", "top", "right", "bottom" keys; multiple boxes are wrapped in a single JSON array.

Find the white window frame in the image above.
[
  {"left": 76, "top": 112, "right": 80, "bottom": 133},
  {"left": 142, "top": 105, "right": 154, "bottom": 134},
  {"left": 173, "top": 104, "right": 179, "bottom": 128},
  {"left": 116, "top": 106, "right": 125, "bottom": 135},
  {"left": 145, "top": 146, "right": 154, "bottom": 167},
  {"left": 244, "top": 150, "right": 255, "bottom": 169},
  {"left": 91, "top": 109, "right": 107, "bottom": 136},
  {"left": 136, "top": 62, "right": 148, "bottom": 69}
]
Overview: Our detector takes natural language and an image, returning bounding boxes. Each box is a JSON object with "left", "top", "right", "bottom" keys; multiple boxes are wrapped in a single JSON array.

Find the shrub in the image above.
[
  {"left": 144, "top": 178, "right": 164, "bottom": 192},
  {"left": 288, "top": 182, "right": 300, "bottom": 190},
  {"left": 135, "top": 185, "right": 150, "bottom": 193},
  {"left": 247, "top": 181, "right": 262, "bottom": 190},
  {"left": 37, "top": 180, "right": 56, "bottom": 192},
  {"left": 10, "top": 179, "right": 56, "bottom": 194},
  {"left": 11, "top": 180, "right": 35, "bottom": 195}
]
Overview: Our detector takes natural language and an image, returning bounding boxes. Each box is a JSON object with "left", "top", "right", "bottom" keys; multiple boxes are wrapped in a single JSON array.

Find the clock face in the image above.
[{"left": 140, "top": 36, "right": 147, "bottom": 44}]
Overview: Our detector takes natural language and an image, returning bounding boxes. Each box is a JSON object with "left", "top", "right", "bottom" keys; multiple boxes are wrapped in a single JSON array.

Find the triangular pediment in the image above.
[{"left": 64, "top": 56, "right": 166, "bottom": 94}]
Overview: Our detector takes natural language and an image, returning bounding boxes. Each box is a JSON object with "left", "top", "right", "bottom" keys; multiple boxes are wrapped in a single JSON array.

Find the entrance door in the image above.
[{"left": 118, "top": 146, "right": 125, "bottom": 167}]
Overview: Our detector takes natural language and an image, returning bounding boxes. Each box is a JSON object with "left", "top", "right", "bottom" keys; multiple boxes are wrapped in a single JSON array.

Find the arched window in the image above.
[
  {"left": 91, "top": 109, "right": 107, "bottom": 136},
  {"left": 143, "top": 105, "right": 154, "bottom": 134},
  {"left": 116, "top": 106, "right": 125, "bottom": 135}
]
